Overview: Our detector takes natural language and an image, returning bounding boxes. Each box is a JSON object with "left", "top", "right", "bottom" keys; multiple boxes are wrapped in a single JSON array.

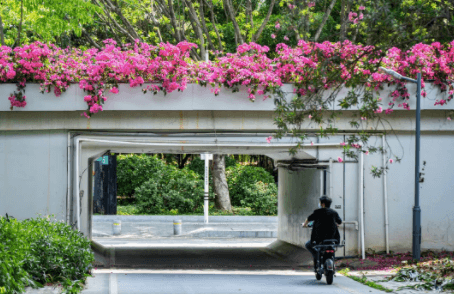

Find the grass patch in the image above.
[{"left": 338, "top": 268, "right": 394, "bottom": 292}]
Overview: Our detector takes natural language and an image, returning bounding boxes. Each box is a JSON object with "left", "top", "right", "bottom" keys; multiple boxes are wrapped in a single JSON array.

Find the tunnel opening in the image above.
[{"left": 71, "top": 132, "right": 361, "bottom": 268}]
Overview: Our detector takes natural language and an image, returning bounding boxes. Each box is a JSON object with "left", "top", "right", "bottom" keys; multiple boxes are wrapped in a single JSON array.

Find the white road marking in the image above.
[{"left": 109, "top": 273, "right": 118, "bottom": 294}]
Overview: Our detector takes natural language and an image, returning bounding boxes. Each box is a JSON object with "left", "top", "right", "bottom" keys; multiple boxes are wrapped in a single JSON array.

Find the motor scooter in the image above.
[{"left": 307, "top": 221, "right": 344, "bottom": 285}]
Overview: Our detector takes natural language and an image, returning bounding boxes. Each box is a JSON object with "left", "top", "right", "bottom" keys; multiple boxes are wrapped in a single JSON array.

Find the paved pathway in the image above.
[{"left": 81, "top": 269, "right": 386, "bottom": 294}]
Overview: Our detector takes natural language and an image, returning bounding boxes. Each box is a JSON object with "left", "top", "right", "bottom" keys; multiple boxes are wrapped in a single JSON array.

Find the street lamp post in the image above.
[{"left": 379, "top": 67, "right": 422, "bottom": 261}]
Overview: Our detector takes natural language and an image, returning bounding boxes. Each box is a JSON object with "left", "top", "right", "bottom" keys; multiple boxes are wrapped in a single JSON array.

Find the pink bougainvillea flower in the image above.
[
  {"left": 311, "top": 141, "right": 314, "bottom": 146},
  {"left": 275, "top": 23, "right": 280, "bottom": 29},
  {"left": 340, "top": 142, "right": 346, "bottom": 146},
  {"left": 365, "top": 150, "right": 369, "bottom": 155},
  {"left": 338, "top": 157, "right": 343, "bottom": 163},
  {"left": 271, "top": 34, "right": 276, "bottom": 39},
  {"left": 308, "top": 114, "right": 313, "bottom": 119},
  {"left": 308, "top": 2, "right": 315, "bottom": 7},
  {"left": 359, "top": 5, "right": 365, "bottom": 10},
  {"left": 448, "top": 117, "right": 452, "bottom": 121},
  {"left": 266, "top": 136, "right": 272, "bottom": 143},
  {"left": 389, "top": 159, "right": 394, "bottom": 164},
  {"left": 284, "top": 36, "right": 289, "bottom": 41},
  {"left": 110, "top": 87, "right": 119, "bottom": 94}
]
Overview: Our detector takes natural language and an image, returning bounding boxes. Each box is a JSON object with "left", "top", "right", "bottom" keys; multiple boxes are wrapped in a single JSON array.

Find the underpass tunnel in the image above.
[
  {"left": 72, "top": 133, "right": 321, "bottom": 240},
  {"left": 71, "top": 132, "right": 392, "bottom": 267}
]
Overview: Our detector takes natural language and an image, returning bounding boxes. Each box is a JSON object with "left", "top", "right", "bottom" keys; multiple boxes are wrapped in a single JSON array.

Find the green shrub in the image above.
[
  {"left": 226, "top": 165, "right": 276, "bottom": 207},
  {"left": 241, "top": 181, "right": 278, "bottom": 215},
  {"left": 134, "top": 166, "right": 204, "bottom": 214},
  {"left": 116, "top": 154, "right": 168, "bottom": 197},
  {"left": 0, "top": 215, "right": 94, "bottom": 294}
]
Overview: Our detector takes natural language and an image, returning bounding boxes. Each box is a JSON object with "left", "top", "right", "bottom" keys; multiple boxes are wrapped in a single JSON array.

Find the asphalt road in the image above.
[{"left": 81, "top": 270, "right": 386, "bottom": 294}]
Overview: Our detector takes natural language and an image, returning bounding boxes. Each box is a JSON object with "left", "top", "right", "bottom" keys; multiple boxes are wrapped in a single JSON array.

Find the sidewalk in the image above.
[{"left": 92, "top": 215, "right": 278, "bottom": 239}]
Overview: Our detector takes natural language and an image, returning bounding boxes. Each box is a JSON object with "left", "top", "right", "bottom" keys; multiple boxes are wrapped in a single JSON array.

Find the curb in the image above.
[{"left": 93, "top": 215, "right": 278, "bottom": 223}]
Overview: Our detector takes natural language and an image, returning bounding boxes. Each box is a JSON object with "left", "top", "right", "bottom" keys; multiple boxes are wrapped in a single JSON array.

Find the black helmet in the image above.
[{"left": 319, "top": 195, "right": 332, "bottom": 208}]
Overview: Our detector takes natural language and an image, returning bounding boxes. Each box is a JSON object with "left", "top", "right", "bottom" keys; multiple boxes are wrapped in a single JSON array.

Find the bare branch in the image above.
[
  {"left": 223, "top": 0, "right": 244, "bottom": 44},
  {"left": 339, "top": 0, "right": 352, "bottom": 42},
  {"left": 182, "top": 0, "right": 206, "bottom": 59},
  {"left": 0, "top": 14, "right": 5, "bottom": 46},
  {"left": 204, "top": 0, "right": 224, "bottom": 51},
  {"left": 198, "top": 0, "right": 216, "bottom": 51},
  {"left": 100, "top": 0, "right": 142, "bottom": 41},
  {"left": 252, "top": 0, "right": 276, "bottom": 42},
  {"left": 17, "top": 0, "right": 24, "bottom": 47},
  {"left": 166, "top": 0, "right": 183, "bottom": 42},
  {"left": 82, "top": 29, "right": 102, "bottom": 49},
  {"left": 314, "top": 0, "right": 337, "bottom": 42}
]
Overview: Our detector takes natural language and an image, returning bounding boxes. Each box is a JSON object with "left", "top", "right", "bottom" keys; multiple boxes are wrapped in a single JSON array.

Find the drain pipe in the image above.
[
  {"left": 329, "top": 158, "right": 333, "bottom": 197},
  {"left": 75, "top": 137, "right": 81, "bottom": 231},
  {"left": 383, "top": 135, "right": 390, "bottom": 254},
  {"left": 359, "top": 151, "right": 365, "bottom": 259},
  {"left": 66, "top": 132, "right": 72, "bottom": 225}
]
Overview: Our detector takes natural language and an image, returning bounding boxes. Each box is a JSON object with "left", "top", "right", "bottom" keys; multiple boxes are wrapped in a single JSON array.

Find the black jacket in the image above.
[{"left": 307, "top": 208, "right": 342, "bottom": 244}]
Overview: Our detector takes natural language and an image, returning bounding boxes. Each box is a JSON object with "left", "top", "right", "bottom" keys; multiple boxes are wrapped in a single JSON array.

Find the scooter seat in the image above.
[{"left": 321, "top": 239, "right": 338, "bottom": 245}]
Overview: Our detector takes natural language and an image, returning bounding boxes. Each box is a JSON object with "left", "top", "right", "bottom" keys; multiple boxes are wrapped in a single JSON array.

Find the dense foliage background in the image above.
[{"left": 116, "top": 154, "right": 278, "bottom": 215}]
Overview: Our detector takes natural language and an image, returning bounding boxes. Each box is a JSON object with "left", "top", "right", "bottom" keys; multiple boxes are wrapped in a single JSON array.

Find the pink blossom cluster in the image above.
[
  {"left": 8, "top": 95, "right": 26, "bottom": 107},
  {"left": 2, "top": 39, "right": 196, "bottom": 116},
  {"left": 2, "top": 39, "right": 454, "bottom": 118}
]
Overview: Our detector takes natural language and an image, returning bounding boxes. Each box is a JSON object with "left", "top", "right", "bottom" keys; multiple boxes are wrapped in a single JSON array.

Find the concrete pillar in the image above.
[{"left": 277, "top": 167, "right": 321, "bottom": 247}]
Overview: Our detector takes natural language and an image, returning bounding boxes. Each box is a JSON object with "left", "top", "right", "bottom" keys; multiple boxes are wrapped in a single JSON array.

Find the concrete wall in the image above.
[
  {"left": 0, "top": 130, "right": 67, "bottom": 221},
  {"left": 277, "top": 133, "right": 454, "bottom": 254}
]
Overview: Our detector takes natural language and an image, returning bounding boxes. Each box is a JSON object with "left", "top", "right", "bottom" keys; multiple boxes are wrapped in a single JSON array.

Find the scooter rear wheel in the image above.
[{"left": 325, "top": 271, "right": 334, "bottom": 285}]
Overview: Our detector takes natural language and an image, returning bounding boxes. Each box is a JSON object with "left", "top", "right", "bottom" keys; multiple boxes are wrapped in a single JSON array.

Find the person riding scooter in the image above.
[{"left": 302, "top": 195, "right": 342, "bottom": 272}]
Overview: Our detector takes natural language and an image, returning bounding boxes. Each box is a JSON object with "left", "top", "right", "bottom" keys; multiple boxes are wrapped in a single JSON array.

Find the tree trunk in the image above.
[
  {"left": 17, "top": 0, "right": 24, "bottom": 47},
  {"left": 0, "top": 14, "right": 5, "bottom": 46},
  {"left": 251, "top": 0, "right": 276, "bottom": 42},
  {"left": 314, "top": 0, "right": 337, "bottom": 42},
  {"left": 212, "top": 154, "right": 232, "bottom": 211},
  {"left": 339, "top": 0, "right": 351, "bottom": 42}
]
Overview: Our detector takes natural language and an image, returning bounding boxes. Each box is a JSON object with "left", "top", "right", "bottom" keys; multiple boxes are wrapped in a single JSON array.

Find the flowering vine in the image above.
[{"left": 1, "top": 39, "right": 454, "bottom": 175}]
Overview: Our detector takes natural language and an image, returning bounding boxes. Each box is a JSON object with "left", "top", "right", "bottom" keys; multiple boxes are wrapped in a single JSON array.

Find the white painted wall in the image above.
[{"left": 0, "top": 131, "right": 67, "bottom": 221}]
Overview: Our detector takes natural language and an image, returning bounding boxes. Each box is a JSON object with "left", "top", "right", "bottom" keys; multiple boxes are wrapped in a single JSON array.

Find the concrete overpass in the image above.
[{"left": 1, "top": 83, "right": 454, "bottom": 265}]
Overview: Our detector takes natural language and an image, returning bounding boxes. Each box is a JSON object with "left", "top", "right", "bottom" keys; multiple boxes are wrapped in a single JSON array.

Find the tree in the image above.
[
  {"left": 212, "top": 154, "right": 232, "bottom": 211},
  {"left": 0, "top": 0, "right": 101, "bottom": 47}
]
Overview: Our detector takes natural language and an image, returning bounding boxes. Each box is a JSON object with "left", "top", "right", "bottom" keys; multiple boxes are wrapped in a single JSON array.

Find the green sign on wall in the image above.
[{"left": 96, "top": 156, "right": 109, "bottom": 165}]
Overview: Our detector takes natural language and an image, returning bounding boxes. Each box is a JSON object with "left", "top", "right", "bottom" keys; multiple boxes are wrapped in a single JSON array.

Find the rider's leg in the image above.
[{"left": 305, "top": 241, "right": 318, "bottom": 271}]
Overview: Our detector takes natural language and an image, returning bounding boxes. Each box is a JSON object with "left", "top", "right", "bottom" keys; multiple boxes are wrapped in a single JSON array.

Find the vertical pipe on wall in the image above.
[
  {"left": 383, "top": 135, "right": 390, "bottom": 254},
  {"left": 66, "top": 132, "right": 71, "bottom": 225},
  {"left": 360, "top": 152, "right": 365, "bottom": 259},
  {"left": 329, "top": 159, "right": 333, "bottom": 197},
  {"left": 204, "top": 155, "right": 209, "bottom": 224},
  {"left": 343, "top": 135, "right": 346, "bottom": 257},
  {"left": 75, "top": 137, "right": 81, "bottom": 231}
]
